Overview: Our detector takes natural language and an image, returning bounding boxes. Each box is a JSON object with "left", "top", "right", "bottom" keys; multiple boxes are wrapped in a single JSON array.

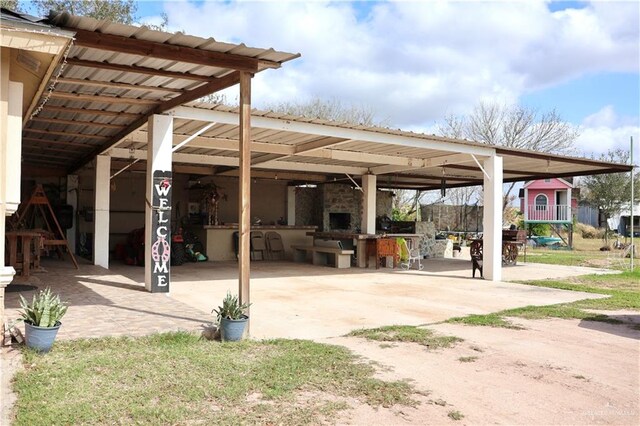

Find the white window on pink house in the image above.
[{"left": 535, "top": 194, "right": 548, "bottom": 211}]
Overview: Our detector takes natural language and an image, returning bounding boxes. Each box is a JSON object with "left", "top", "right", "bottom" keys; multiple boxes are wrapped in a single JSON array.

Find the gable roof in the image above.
[{"left": 523, "top": 177, "right": 574, "bottom": 189}]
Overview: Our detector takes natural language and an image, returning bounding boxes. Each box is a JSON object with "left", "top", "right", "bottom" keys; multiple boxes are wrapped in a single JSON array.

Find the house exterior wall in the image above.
[
  {"left": 528, "top": 188, "right": 556, "bottom": 208},
  {"left": 521, "top": 178, "right": 577, "bottom": 213}
]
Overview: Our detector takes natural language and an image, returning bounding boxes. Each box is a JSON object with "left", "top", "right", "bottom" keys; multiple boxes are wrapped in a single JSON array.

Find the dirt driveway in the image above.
[{"left": 329, "top": 317, "right": 640, "bottom": 425}]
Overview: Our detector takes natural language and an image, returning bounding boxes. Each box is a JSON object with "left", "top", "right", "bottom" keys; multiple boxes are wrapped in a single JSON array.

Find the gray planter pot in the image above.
[
  {"left": 220, "top": 316, "right": 248, "bottom": 342},
  {"left": 24, "top": 322, "right": 61, "bottom": 352}
]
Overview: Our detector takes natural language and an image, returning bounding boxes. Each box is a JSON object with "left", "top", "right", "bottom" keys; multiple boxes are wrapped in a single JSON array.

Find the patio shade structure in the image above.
[
  {"left": 11, "top": 10, "right": 299, "bottom": 312},
  {"left": 8, "top": 10, "right": 633, "bottom": 318},
  {"left": 103, "top": 102, "right": 632, "bottom": 287}
]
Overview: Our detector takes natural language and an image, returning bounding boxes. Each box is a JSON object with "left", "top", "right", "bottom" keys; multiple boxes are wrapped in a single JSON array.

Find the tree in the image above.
[
  {"left": 264, "top": 97, "right": 382, "bottom": 126},
  {"left": 32, "top": 0, "right": 137, "bottom": 24},
  {"left": 438, "top": 102, "right": 579, "bottom": 213},
  {"left": 581, "top": 149, "right": 639, "bottom": 245},
  {"left": 1, "top": 0, "right": 21, "bottom": 11}
]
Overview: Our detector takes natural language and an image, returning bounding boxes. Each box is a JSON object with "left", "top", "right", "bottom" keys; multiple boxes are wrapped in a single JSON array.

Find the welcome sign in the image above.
[{"left": 150, "top": 170, "right": 172, "bottom": 292}]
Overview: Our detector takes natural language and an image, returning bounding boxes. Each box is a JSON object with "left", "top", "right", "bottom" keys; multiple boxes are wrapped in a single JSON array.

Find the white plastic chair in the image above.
[{"left": 399, "top": 239, "right": 423, "bottom": 270}]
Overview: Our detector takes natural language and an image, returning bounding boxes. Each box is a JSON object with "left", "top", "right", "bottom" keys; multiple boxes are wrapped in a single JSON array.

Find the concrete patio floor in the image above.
[{"left": 4, "top": 257, "right": 609, "bottom": 341}]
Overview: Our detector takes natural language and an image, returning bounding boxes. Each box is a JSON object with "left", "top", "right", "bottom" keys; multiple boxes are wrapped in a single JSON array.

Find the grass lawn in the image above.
[
  {"left": 12, "top": 333, "right": 415, "bottom": 425},
  {"left": 517, "top": 236, "right": 636, "bottom": 269},
  {"left": 447, "top": 269, "right": 640, "bottom": 329},
  {"left": 347, "top": 325, "right": 463, "bottom": 348}
]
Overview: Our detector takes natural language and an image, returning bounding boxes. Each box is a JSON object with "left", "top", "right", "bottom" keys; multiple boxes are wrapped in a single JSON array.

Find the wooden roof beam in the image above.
[
  {"left": 49, "top": 91, "right": 159, "bottom": 105},
  {"left": 24, "top": 128, "right": 109, "bottom": 140},
  {"left": 23, "top": 137, "right": 97, "bottom": 148},
  {"left": 42, "top": 105, "right": 143, "bottom": 119},
  {"left": 31, "top": 117, "right": 126, "bottom": 129},
  {"left": 65, "top": 57, "right": 211, "bottom": 81},
  {"left": 70, "top": 28, "right": 275, "bottom": 72},
  {"left": 57, "top": 77, "right": 185, "bottom": 94}
]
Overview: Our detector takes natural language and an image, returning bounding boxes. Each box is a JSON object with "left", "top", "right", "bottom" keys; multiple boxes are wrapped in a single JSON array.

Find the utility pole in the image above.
[{"left": 631, "top": 136, "right": 635, "bottom": 270}]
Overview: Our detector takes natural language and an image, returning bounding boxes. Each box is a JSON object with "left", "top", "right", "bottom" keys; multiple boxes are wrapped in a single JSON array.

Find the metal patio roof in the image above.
[
  {"left": 107, "top": 102, "right": 632, "bottom": 190},
  {"left": 19, "top": 11, "right": 300, "bottom": 173}
]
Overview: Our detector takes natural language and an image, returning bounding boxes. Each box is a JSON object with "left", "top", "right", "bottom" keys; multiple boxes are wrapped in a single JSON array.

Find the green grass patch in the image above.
[
  {"left": 347, "top": 325, "right": 462, "bottom": 349},
  {"left": 446, "top": 313, "right": 524, "bottom": 329},
  {"left": 446, "top": 271, "right": 639, "bottom": 329},
  {"left": 13, "top": 332, "right": 415, "bottom": 425},
  {"left": 457, "top": 356, "right": 478, "bottom": 363}
]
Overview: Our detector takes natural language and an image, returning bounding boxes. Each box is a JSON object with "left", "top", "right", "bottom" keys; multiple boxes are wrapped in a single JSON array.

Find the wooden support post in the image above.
[{"left": 238, "top": 72, "right": 252, "bottom": 325}]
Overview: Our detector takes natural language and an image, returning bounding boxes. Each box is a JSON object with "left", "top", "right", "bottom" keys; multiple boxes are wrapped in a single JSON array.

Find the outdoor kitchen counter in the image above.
[
  {"left": 203, "top": 225, "right": 316, "bottom": 261},
  {"left": 307, "top": 232, "right": 421, "bottom": 267}
]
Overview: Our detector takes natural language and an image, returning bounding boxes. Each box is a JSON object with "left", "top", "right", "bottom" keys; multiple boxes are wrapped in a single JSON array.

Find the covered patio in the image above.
[
  {"left": 2, "top": 10, "right": 632, "bottom": 337},
  {"left": 4, "top": 258, "right": 606, "bottom": 341}
]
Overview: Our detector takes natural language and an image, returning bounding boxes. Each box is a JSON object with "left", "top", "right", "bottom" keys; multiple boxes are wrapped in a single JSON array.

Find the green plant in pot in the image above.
[
  {"left": 212, "top": 292, "right": 250, "bottom": 342},
  {"left": 18, "top": 288, "right": 68, "bottom": 352}
]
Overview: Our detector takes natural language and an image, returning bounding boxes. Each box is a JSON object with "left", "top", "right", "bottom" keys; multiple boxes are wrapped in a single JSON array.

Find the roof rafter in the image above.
[
  {"left": 41, "top": 105, "right": 143, "bottom": 119},
  {"left": 70, "top": 28, "right": 273, "bottom": 72},
  {"left": 65, "top": 57, "right": 211, "bottom": 81},
  {"left": 57, "top": 77, "right": 185, "bottom": 94},
  {"left": 69, "top": 72, "right": 243, "bottom": 173}
]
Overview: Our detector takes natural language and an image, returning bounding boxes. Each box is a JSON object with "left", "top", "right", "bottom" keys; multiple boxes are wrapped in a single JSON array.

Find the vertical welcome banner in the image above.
[{"left": 150, "top": 170, "right": 172, "bottom": 292}]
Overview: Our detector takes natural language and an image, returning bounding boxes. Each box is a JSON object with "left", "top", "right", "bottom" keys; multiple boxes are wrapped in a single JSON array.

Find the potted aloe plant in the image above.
[
  {"left": 19, "top": 288, "right": 68, "bottom": 352},
  {"left": 212, "top": 292, "right": 250, "bottom": 342}
]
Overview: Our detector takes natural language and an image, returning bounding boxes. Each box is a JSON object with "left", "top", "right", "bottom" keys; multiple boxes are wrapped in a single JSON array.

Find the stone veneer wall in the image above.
[
  {"left": 293, "top": 184, "right": 394, "bottom": 231},
  {"left": 415, "top": 221, "right": 453, "bottom": 258},
  {"left": 322, "top": 184, "right": 362, "bottom": 231},
  {"left": 295, "top": 187, "right": 323, "bottom": 227}
]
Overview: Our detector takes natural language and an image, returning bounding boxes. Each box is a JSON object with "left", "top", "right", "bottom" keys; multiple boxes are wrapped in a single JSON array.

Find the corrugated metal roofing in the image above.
[
  {"left": 109, "top": 101, "right": 631, "bottom": 190},
  {"left": 20, "top": 11, "right": 300, "bottom": 171}
]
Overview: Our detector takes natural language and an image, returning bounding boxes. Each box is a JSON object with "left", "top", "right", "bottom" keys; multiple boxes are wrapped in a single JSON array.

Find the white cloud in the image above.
[
  {"left": 160, "top": 0, "right": 638, "bottom": 131},
  {"left": 577, "top": 106, "right": 640, "bottom": 161}
]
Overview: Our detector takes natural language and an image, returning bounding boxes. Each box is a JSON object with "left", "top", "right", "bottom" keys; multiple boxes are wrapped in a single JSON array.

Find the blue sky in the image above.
[{"left": 131, "top": 1, "right": 638, "bottom": 157}]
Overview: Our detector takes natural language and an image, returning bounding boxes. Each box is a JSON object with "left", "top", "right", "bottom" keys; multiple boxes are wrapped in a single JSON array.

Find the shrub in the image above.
[
  {"left": 575, "top": 223, "right": 604, "bottom": 239},
  {"left": 529, "top": 223, "right": 551, "bottom": 236}
]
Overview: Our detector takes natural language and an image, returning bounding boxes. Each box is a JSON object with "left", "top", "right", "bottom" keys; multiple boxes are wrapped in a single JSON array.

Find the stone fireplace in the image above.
[{"left": 329, "top": 212, "right": 351, "bottom": 230}]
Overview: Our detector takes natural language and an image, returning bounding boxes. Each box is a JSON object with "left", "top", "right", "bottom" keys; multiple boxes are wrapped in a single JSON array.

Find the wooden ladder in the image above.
[{"left": 13, "top": 185, "right": 79, "bottom": 269}]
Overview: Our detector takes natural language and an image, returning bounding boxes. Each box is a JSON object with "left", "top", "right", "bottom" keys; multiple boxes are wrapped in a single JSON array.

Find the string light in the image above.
[{"left": 29, "top": 38, "right": 74, "bottom": 120}]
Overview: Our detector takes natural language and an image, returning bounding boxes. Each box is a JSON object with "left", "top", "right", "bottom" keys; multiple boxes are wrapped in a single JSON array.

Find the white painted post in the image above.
[
  {"left": 362, "top": 174, "right": 377, "bottom": 234},
  {"left": 482, "top": 156, "right": 503, "bottom": 281},
  {"left": 66, "top": 175, "right": 78, "bottom": 254},
  {"left": 5, "top": 81, "right": 23, "bottom": 214},
  {"left": 287, "top": 186, "right": 296, "bottom": 226},
  {"left": 94, "top": 155, "right": 111, "bottom": 268},
  {"left": 145, "top": 114, "right": 173, "bottom": 292}
]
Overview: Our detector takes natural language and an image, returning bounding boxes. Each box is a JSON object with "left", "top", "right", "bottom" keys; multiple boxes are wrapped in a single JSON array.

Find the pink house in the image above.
[{"left": 519, "top": 178, "right": 578, "bottom": 223}]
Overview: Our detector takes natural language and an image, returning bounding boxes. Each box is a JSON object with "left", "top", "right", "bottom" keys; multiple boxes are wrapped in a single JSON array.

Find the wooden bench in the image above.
[{"left": 291, "top": 242, "right": 354, "bottom": 269}]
